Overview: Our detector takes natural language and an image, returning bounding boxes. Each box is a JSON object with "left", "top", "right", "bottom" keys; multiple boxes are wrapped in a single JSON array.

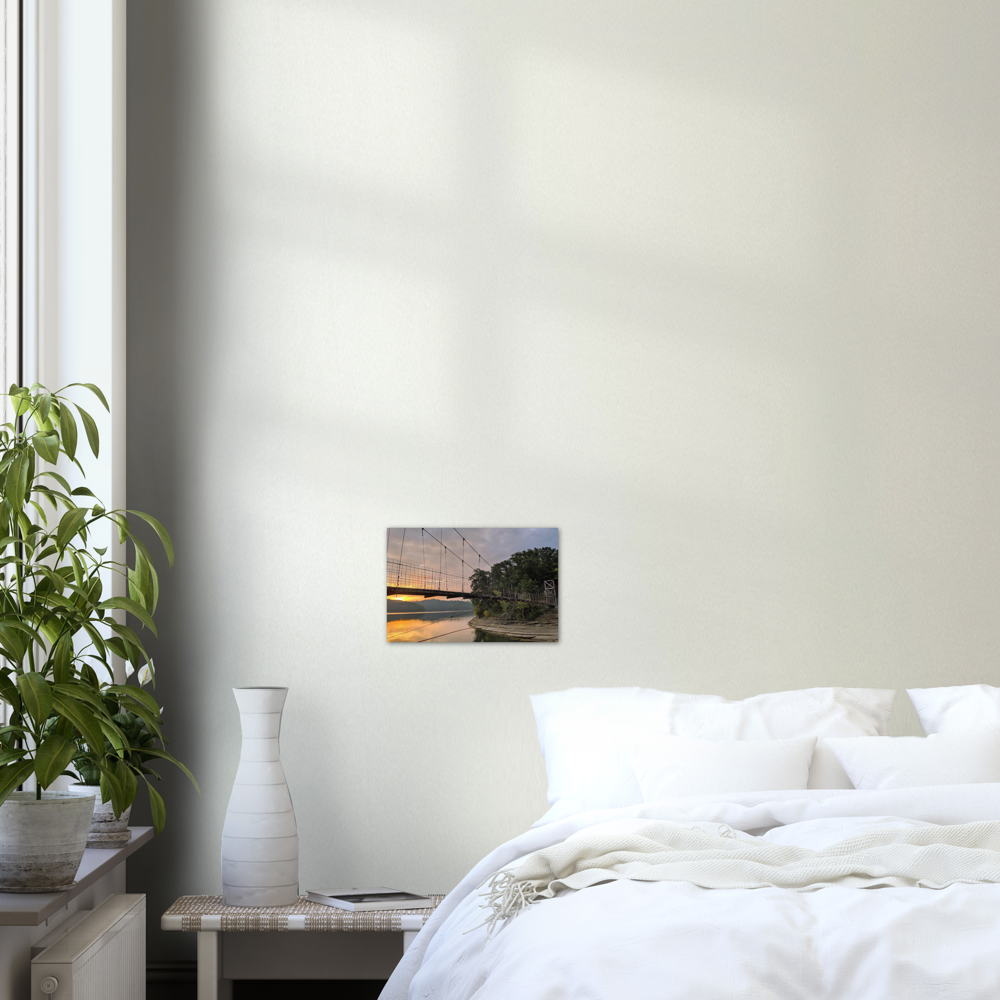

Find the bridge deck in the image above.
[{"left": 387, "top": 586, "right": 553, "bottom": 607}]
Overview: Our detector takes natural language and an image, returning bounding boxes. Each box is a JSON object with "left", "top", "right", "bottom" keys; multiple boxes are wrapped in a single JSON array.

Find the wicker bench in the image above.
[{"left": 162, "top": 893, "right": 444, "bottom": 1000}]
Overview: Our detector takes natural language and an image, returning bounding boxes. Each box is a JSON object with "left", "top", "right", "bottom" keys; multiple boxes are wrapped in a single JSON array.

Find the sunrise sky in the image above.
[{"left": 387, "top": 527, "right": 558, "bottom": 600}]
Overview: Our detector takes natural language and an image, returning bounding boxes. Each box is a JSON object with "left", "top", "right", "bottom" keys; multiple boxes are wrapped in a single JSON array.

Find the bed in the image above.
[{"left": 382, "top": 684, "right": 1000, "bottom": 1000}]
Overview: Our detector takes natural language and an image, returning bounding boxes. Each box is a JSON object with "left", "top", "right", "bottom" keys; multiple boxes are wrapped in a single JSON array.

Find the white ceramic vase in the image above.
[{"left": 221, "top": 686, "right": 298, "bottom": 907}]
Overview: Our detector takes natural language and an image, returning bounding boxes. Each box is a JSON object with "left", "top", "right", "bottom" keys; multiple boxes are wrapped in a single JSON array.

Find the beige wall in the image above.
[{"left": 126, "top": 0, "right": 1000, "bottom": 960}]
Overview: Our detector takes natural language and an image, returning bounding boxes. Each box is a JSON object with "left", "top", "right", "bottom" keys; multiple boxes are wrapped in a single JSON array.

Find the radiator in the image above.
[{"left": 31, "top": 894, "right": 145, "bottom": 1000}]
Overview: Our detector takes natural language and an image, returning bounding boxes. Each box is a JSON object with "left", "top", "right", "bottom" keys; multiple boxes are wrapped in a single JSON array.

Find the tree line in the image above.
[{"left": 469, "top": 546, "right": 558, "bottom": 621}]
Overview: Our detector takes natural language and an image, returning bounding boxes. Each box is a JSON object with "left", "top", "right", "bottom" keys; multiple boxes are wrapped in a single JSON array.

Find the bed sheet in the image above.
[{"left": 382, "top": 785, "right": 1000, "bottom": 1000}]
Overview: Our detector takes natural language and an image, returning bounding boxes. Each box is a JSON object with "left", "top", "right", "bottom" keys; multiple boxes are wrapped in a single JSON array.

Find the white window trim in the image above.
[
  {"left": 3, "top": 0, "right": 21, "bottom": 406},
  {"left": 3, "top": 1, "right": 128, "bottom": 708}
]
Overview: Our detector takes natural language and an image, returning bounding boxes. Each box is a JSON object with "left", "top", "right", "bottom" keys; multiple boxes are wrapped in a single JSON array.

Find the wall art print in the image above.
[{"left": 387, "top": 527, "right": 558, "bottom": 643}]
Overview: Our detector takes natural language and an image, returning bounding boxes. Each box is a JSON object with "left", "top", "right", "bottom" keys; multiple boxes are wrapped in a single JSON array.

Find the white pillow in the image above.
[
  {"left": 907, "top": 685, "right": 1000, "bottom": 734},
  {"left": 825, "top": 732, "right": 1000, "bottom": 790},
  {"left": 530, "top": 687, "right": 896, "bottom": 823},
  {"left": 631, "top": 735, "right": 817, "bottom": 801}
]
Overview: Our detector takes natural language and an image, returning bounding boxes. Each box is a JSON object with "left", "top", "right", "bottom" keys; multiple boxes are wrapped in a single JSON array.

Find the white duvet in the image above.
[{"left": 382, "top": 784, "right": 1000, "bottom": 1000}]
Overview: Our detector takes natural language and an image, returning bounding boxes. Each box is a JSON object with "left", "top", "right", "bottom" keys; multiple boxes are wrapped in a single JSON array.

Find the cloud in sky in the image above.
[{"left": 387, "top": 527, "right": 558, "bottom": 584}]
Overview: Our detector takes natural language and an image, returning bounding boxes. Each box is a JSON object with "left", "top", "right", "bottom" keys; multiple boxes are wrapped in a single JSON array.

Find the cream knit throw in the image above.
[{"left": 481, "top": 820, "right": 1000, "bottom": 936}]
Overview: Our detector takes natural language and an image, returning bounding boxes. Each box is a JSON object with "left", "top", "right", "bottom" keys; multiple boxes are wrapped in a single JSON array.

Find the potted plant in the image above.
[
  {"left": 69, "top": 695, "right": 164, "bottom": 847},
  {"left": 0, "top": 382, "right": 195, "bottom": 891}
]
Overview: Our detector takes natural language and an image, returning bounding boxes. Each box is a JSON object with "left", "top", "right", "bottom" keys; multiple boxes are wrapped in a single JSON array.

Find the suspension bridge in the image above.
[{"left": 387, "top": 528, "right": 557, "bottom": 608}]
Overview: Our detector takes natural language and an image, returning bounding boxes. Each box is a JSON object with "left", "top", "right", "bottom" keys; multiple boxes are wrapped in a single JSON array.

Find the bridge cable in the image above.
[
  {"left": 416, "top": 528, "right": 494, "bottom": 593},
  {"left": 417, "top": 625, "right": 474, "bottom": 642},
  {"left": 450, "top": 529, "right": 492, "bottom": 568},
  {"left": 420, "top": 528, "right": 444, "bottom": 568},
  {"left": 397, "top": 527, "right": 405, "bottom": 585}
]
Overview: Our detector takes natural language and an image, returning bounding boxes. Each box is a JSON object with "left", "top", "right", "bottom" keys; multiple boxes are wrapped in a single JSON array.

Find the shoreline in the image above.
[{"left": 469, "top": 610, "right": 558, "bottom": 642}]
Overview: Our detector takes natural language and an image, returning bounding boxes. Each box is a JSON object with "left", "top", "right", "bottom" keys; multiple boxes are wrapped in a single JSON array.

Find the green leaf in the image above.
[
  {"left": 76, "top": 404, "right": 100, "bottom": 458},
  {"left": 0, "top": 745, "right": 28, "bottom": 765},
  {"left": 145, "top": 779, "right": 167, "bottom": 833},
  {"left": 109, "top": 511, "right": 128, "bottom": 544},
  {"left": 30, "top": 432, "right": 60, "bottom": 464},
  {"left": 128, "top": 548, "right": 156, "bottom": 615},
  {"left": 52, "top": 693, "right": 106, "bottom": 753},
  {"left": 120, "top": 758, "right": 138, "bottom": 809},
  {"left": 126, "top": 510, "right": 175, "bottom": 568},
  {"left": 102, "top": 636, "right": 128, "bottom": 660},
  {"left": 106, "top": 684, "right": 161, "bottom": 720},
  {"left": 39, "top": 469, "right": 73, "bottom": 492},
  {"left": 29, "top": 499, "right": 51, "bottom": 522},
  {"left": 81, "top": 622, "right": 108, "bottom": 661},
  {"left": 0, "top": 619, "right": 46, "bottom": 643},
  {"left": 52, "top": 681, "right": 109, "bottom": 713},
  {"left": 97, "top": 717, "right": 127, "bottom": 752},
  {"left": 52, "top": 715, "right": 74, "bottom": 740},
  {"left": 51, "top": 635, "right": 73, "bottom": 684},
  {"left": 60, "top": 405, "right": 79, "bottom": 461},
  {"left": 16, "top": 672, "right": 53, "bottom": 726},
  {"left": 9, "top": 388, "right": 31, "bottom": 418},
  {"left": 98, "top": 770, "right": 112, "bottom": 809},
  {"left": 34, "top": 735, "right": 77, "bottom": 790},
  {"left": 0, "top": 760, "right": 35, "bottom": 807},
  {"left": 36, "top": 392, "right": 52, "bottom": 424},
  {"left": 98, "top": 596, "right": 157, "bottom": 637},
  {"left": 0, "top": 630, "right": 26, "bottom": 667},
  {"left": 56, "top": 507, "right": 90, "bottom": 549},
  {"left": 0, "top": 622, "right": 44, "bottom": 664},
  {"left": 16, "top": 511, "right": 33, "bottom": 542},
  {"left": 117, "top": 699, "right": 163, "bottom": 739},
  {"left": 140, "top": 748, "right": 199, "bottom": 793},
  {"left": 24, "top": 448, "right": 35, "bottom": 504},
  {"left": 97, "top": 762, "right": 126, "bottom": 816},
  {"left": 35, "top": 565, "right": 69, "bottom": 597},
  {"left": 62, "top": 382, "right": 110, "bottom": 412},
  {"left": 103, "top": 622, "right": 150, "bottom": 666},
  {"left": 4, "top": 451, "right": 28, "bottom": 512},
  {"left": 69, "top": 551, "right": 84, "bottom": 587},
  {"left": 0, "top": 672, "right": 20, "bottom": 709}
]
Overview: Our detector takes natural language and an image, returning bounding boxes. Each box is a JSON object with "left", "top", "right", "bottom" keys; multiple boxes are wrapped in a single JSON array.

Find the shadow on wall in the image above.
[
  {"left": 126, "top": 0, "right": 1000, "bottom": 980},
  {"left": 126, "top": 0, "right": 202, "bottom": 971}
]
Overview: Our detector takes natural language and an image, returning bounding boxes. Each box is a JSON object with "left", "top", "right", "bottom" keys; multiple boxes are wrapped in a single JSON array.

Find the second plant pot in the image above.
[{"left": 71, "top": 784, "right": 133, "bottom": 849}]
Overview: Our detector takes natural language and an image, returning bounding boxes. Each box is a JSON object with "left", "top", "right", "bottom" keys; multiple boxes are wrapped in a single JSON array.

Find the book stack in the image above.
[{"left": 306, "top": 887, "right": 434, "bottom": 911}]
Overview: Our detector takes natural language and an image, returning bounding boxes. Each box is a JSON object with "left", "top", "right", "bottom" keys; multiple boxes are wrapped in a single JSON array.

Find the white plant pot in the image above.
[
  {"left": 0, "top": 791, "right": 96, "bottom": 892},
  {"left": 222, "top": 687, "right": 298, "bottom": 907},
  {"left": 71, "top": 784, "right": 133, "bottom": 848}
]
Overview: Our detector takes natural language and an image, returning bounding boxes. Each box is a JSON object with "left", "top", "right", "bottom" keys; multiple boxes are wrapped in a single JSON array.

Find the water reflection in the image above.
[{"left": 386, "top": 612, "right": 527, "bottom": 642}]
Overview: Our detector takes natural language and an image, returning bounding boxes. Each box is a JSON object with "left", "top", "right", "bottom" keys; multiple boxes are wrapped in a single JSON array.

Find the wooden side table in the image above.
[{"left": 162, "top": 894, "right": 445, "bottom": 1000}]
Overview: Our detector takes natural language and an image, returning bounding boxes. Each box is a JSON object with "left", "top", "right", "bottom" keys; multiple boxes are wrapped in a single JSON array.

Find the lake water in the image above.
[{"left": 386, "top": 611, "right": 526, "bottom": 642}]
